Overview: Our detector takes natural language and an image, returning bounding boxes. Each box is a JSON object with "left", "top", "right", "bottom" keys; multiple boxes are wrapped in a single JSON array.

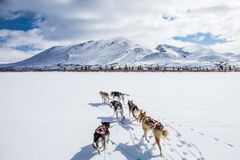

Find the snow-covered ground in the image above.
[{"left": 0, "top": 72, "right": 239, "bottom": 160}]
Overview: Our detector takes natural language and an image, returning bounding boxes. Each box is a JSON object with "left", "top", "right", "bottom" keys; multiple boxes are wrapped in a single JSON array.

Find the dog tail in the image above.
[{"left": 162, "top": 129, "right": 169, "bottom": 137}]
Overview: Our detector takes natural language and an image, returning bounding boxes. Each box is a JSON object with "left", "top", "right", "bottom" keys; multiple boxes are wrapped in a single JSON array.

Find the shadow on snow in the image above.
[
  {"left": 88, "top": 102, "right": 106, "bottom": 107},
  {"left": 71, "top": 144, "right": 97, "bottom": 160}
]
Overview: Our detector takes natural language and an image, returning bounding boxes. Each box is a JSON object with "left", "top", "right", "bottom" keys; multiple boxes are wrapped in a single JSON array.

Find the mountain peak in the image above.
[{"left": 155, "top": 44, "right": 189, "bottom": 59}]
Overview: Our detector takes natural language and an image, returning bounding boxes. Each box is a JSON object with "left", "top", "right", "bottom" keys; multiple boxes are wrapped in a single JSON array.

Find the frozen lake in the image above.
[{"left": 0, "top": 72, "right": 239, "bottom": 160}]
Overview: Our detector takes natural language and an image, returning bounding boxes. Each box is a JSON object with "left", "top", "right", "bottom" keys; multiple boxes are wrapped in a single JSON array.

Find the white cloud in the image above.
[
  {"left": 0, "top": 47, "right": 34, "bottom": 63},
  {"left": 0, "top": 29, "right": 64, "bottom": 49},
  {"left": 0, "top": 29, "right": 71, "bottom": 63},
  {"left": 1, "top": 0, "right": 240, "bottom": 63}
]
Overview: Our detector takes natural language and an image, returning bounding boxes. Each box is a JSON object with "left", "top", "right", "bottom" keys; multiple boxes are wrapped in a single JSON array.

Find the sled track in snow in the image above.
[
  {"left": 158, "top": 119, "right": 205, "bottom": 160},
  {"left": 164, "top": 118, "right": 234, "bottom": 149}
]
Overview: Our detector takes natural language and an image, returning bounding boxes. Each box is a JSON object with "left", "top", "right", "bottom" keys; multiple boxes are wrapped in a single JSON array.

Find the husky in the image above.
[
  {"left": 127, "top": 100, "right": 140, "bottom": 119},
  {"left": 99, "top": 91, "right": 109, "bottom": 104},
  {"left": 109, "top": 100, "right": 124, "bottom": 121},
  {"left": 138, "top": 111, "right": 169, "bottom": 156},
  {"left": 92, "top": 136, "right": 109, "bottom": 154},
  {"left": 92, "top": 122, "right": 110, "bottom": 154},
  {"left": 110, "top": 91, "right": 129, "bottom": 104}
]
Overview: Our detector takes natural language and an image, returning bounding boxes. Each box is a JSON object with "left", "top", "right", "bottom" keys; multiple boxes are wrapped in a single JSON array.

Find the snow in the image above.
[
  {"left": 1, "top": 38, "right": 239, "bottom": 69},
  {"left": 0, "top": 72, "right": 240, "bottom": 160}
]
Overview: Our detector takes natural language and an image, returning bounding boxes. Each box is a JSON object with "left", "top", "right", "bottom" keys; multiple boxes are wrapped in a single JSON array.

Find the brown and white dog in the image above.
[
  {"left": 138, "top": 111, "right": 169, "bottom": 156},
  {"left": 99, "top": 91, "right": 109, "bottom": 104}
]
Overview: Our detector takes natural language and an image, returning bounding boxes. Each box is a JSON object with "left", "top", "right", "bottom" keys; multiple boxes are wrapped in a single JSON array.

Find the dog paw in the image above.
[{"left": 92, "top": 143, "right": 97, "bottom": 149}]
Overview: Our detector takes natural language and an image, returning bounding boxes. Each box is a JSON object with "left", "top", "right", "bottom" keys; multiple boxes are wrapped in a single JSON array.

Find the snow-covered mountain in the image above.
[
  {"left": 6, "top": 37, "right": 152, "bottom": 67},
  {"left": 142, "top": 44, "right": 227, "bottom": 62},
  {"left": 1, "top": 37, "right": 240, "bottom": 69}
]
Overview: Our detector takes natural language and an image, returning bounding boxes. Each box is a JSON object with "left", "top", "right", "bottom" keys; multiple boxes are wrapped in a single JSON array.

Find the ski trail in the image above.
[
  {"left": 159, "top": 117, "right": 205, "bottom": 160},
  {"left": 190, "top": 142, "right": 204, "bottom": 160},
  {"left": 166, "top": 118, "right": 235, "bottom": 149}
]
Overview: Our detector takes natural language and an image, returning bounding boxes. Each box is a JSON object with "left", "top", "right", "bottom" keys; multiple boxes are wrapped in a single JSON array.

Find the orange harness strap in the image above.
[
  {"left": 140, "top": 115, "right": 148, "bottom": 122},
  {"left": 152, "top": 121, "right": 159, "bottom": 129}
]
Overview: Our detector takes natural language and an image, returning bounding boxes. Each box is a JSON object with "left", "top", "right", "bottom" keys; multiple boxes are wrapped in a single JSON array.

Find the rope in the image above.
[
  {"left": 109, "top": 122, "right": 119, "bottom": 128},
  {"left": 103, "top": 146, "right": 106, "bottom": 160},
  {"left": 128, "top": 129, "right": 142, "bottom": 160},
  {"left": 109, "top": 121, "right": 143, "bottom": 160}
]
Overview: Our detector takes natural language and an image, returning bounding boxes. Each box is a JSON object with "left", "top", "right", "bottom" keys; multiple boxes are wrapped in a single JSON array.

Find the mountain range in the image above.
[{"left": 1, "top": 37, "right": 240, "bottom": 69}]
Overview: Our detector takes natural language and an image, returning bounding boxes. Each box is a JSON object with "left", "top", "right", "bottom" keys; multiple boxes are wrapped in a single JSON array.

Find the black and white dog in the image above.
[
  {"left": 92, "top": 122, "right": 110, "bottom": 154},
  {"left": 109, "top": 100, "right": 125, "bottom": 121},
  {"left": 110, "top": 91, "right": 129, "bottom": 104}
]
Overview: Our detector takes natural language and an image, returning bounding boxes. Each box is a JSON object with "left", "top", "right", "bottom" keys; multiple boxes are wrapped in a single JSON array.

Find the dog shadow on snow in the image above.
[
  {"left": 70, "top": 136, "right": 159, "bottom": 160},
  {"left": 114, "top": 136, "right": 160, "bottom": 160},
  {"left": 88, "top": 102, "right": 106, "bottom": 108},
  {"left": 97, "top": 115, "right": 138, "bottom": 131},
  {"left": 71, "top": 144, "right": 98, "bottom": 160}
]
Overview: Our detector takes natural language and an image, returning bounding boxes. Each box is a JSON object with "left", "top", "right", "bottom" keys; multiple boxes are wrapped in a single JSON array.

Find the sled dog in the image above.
[
  {"left": 138, "top": 111, "right": 169, "bottom": 156},
  {"left": 127, "top": 100, "right": 140, "bottom": 119},
  {"left": 109, "top": 100, "right": 124, "bottom": 121},
  {"left": 99, "top": 91, "right": 109, "bottom": 104},
  {"left": 110, "top": 91, "right": 129, "bottom": 104},
  {"left": 92, "top": 122, "right": 110, "bottom": 154}
]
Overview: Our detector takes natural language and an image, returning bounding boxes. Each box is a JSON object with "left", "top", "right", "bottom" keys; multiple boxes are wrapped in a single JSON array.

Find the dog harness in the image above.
[
  {"left": 144, "top": 117, "right": 163, "bottom": 129},
  {"left": 150, "top": 120, "right": 159, "bottom": 129},
  {"left": 95, "top": 125, "right": 107, "bottom": 135},
  {"left": 139, "top": 114, "right": 145, "bottom": 122}
]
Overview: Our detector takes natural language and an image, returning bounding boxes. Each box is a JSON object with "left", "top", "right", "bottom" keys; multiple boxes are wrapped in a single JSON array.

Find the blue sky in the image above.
[
  {"left": 173, "top": 33, "right": 227, "bottom": 45},
  {"left": 0, "top": 11, "right": 45, "bottom": 57},
  {"left": 0, "top": 0, "right": 240, "bottom": 63},
  {"left": 0, "top": 12, "right": 37, "bottom": 31}
]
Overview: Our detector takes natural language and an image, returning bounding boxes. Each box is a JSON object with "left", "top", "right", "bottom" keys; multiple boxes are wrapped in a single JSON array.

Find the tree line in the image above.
[{"left": 1, "top": 63, "right": 240, "bottom": 72}]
